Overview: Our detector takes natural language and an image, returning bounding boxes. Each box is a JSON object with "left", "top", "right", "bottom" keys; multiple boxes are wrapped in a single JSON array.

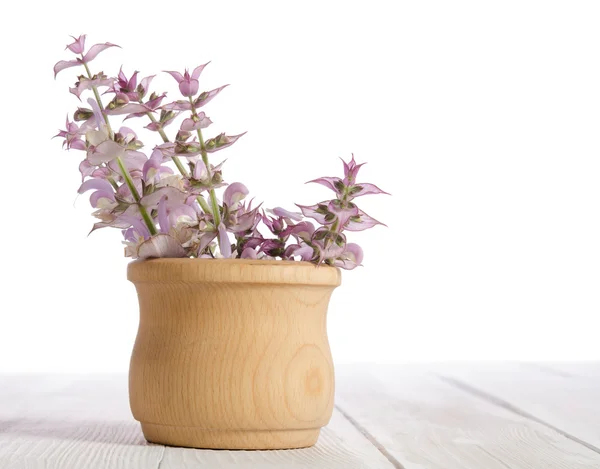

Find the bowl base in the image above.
[{"left": 141, "top": 422, "right": 320, "bottom": 450}]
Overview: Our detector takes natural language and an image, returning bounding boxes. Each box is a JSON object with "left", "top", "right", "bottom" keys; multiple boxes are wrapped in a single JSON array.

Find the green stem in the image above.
[
  {"left": 145, "top": 113, "right": 211, "bottom": 213},
  {"left": 83, "top": 61, "right": 156, "bottom": 236},
  {"left": 196, "top": 195, "right": 212, "bottom": 214},
  {"left": 116, "top": 157, "right": 157, "bottom": 235},
  {"left": 189, "top": 98, "right": 222, "bottom": 228},
  {"left": 146, "top": 112, "right": 188, "bottom": 176},
  {"left": 82, "top": 61, "right": 113, "bottom": 138},
  {"left": 146, "top": 112, "right": 170, "bottom": 144},
  {"left": 107, "top": 176, "right": 119, "bottom": 191}
]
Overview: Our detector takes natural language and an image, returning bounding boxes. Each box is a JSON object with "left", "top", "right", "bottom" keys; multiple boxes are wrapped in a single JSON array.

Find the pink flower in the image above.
[
  {"left": 54, "top": 116, "right": 88, "bottom": 151},
  {"left": 162, "top": 85, "right": 229, "bottom": 111},
  {"left": 54, "top": 36, "right": 120, "bottom": 77},
  {"left": 77, "top": 178, "right": 116, "bottom": 208},
  {"left": 223, "top": 182, "right": 249, "bottom": 209},
  {"left": 333, "top": 243, "right": 363, "bottom": 270},
  {"left": 70, "top": 73, "right": 114, "bottom": 100},
  {"left": 66, "top": 35, "right": 86, "bottom": 54},
  {"left": 164, "top": 63, "right": 208, "bottom": 98}
]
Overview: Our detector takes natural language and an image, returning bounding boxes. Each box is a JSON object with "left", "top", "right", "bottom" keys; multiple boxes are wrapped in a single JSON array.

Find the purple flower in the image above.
[
  {"left": 112, "top": 67, "right": 139, "bottom": 101},
  {"left": 164, "top": 63, "right": 208, "bottom": 98},
  {"left": 55, "top": 37, "right": 387, "bottom": 266}
]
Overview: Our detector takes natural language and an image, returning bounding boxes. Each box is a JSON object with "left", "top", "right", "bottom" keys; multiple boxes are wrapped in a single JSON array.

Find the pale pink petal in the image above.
[
  {"left": 350, "top": 183, "right": 390, "bottom": 197},
  {"left": 218, "top": 223, "right": 232, "bottom": 258},
  {"left": 307, "top": 177, "right": 343, "bottom": 194},
  {"left": 141, "top": 186, "right": 188, "bottom": 209},
  {"left": 66, "top": 35, "right": 86, "bottom": 54},
  {"left": 241, "top": 247, "right": 258, "bottom": 259},
  {"left": 143, "top": 150, "right": 162, "bottom": 183},
  {"left": 341, "top": 154, "right": 366, "bottom": 185},
  {"left": 193, "top": 159, "right": 208, "bottom": 180},
  {"left": 53, "top": 59, "right": 81, "bottom": 77},
  {"left": 270, "top": 207, "right": 303, "bottom": 221},
  {"left": 87, "top": 98, "right": 105, "bottom": 130},
  {"left": 193, "top": 85, "right": 229, "bottom": 108},
  {"left": 223, "top": 182, "right": 249, "bottom": 208},
  {"left": 180, "top": 113, "right": 213, "bottom": 131},
  {"left": 343, "top": 209, "right": 386, "bottom": 231},
  {"left": 162, "top": 100, "right": 192, "bottom": 111},
  {"left": 195, "top": 232, "right": 216, "bottom": 255},
  {"left": 89, "top": 192, "right": 115, "bottom": 208},
  {"left": 328, "top": 200, "right": 359, "bottom": 226},
  {"left": 284, "top": 244, "right": 315, "bottom": 261},
  {"left": 87, "top": 140, "right": 125, "bottom": 165},
  {"left": 83, "top": 42, "right": 120, "bottom": 62},
  {"left": 78, "top": 178, "right": 114, "bottom": 195},
  {"left": 192, "top": 62, "right": 210, "bottom": 80},
  {"left": 204, "top": 132, "right": 246, "bottom": 153},
  {"left": 79, "top": 160, "right": 95, "bottom": 181},
  {"left": 281, "top": 221, "right": 315, "bottom": 242},
  {"left": 70, "top": 139, "right": 87, "bottom": 151},
  {"left": 333, "top": 243, "right": 363, "bottom": 270},
  {"left": 137, "top": 234, "right": 186, "bottom": 259},
  {"left": 295, "top": 203, "right": 331, "bottom": 225},
  {"left": 157, "top": 196, "right": 170, "bottom": 233},
  {"left": 105, "top": 103, "right": 151, "bottom": 115},
  {"left": 164, "top": 70, "right": 184, "bottom": 83}
]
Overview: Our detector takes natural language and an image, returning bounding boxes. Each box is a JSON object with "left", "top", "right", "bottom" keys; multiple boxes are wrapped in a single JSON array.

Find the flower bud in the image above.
[
  {"left": 176, "top": 130, "right": 192, "bottom": 142},
  {"left": 74, "top": 107, "right": 94, "bottom": 121}
]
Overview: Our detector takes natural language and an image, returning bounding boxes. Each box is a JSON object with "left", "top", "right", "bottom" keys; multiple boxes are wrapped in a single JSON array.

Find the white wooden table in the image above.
[{"left": 1, "top": 363, "right": 599, "bottom": 468}]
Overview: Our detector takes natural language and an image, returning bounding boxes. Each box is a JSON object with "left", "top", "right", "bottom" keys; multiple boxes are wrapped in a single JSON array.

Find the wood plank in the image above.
[
  {"left": 160, "top": 408, "right": 396, "bottom": 468},
  {"left": 528, "top": 362, "right": 600, "bottom": 378},
  {"left": 438, "top": 362, "right": 600, "bottom": 451},
  {"left": 0, "top": 374, "right": 164, "bottom": 469},
  {"left": 0, "top": 374, "right": 393, "bottom": 469},
  {"left": 335, "top": 364, "right": 600, "bottom": 469}
]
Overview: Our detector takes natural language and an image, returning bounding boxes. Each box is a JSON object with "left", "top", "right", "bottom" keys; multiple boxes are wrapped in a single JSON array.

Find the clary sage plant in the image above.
[{"left": 54, "top": 35, "right": 388, "bottom": 269}]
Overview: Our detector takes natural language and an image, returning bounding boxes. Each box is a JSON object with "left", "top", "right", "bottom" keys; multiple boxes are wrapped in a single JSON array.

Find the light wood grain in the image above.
[
  {"left": 3, "top": 367, "right": 600, "bottom": 468},
  {"left": 438, "top": 362, "right": 600, "bottom": 451},
  {"left": 128, "top": 259, "right": 341, "bottom": 449},
  {"left": 160, "top": 410, "right": 397, "bottom": 469},
  {"left": 0, "top": 374, "right": 394, "bottom": 469},
  {"left": 335, "top": 364, "right": 600, "bottom": 469},
  {"left": 0, "top": 374, "right": 164, "bottom": 469}
]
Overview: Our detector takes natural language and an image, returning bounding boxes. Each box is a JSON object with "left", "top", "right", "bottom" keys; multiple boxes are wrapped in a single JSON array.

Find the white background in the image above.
[{"left": 1, "top": 1, "right": 599, "bottom": 372}]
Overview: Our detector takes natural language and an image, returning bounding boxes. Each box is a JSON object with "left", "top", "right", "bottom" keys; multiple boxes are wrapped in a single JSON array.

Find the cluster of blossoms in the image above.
[{"left": 54, "top": 35, "right": 388, "bottom": 269}]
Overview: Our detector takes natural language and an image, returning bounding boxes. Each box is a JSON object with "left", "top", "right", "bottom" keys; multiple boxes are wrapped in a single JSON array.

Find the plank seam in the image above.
[
  {"left": 521, "top": 363, "right": 574, "bottom": 378},
  {"left": 436, "top": 374, "right": 600, "bottom": 456},
  {"left": 156, "top": 445, "right": 166, "bottom": 469},
  {"left": 334, "top": 404, "right": 406, "bottom": 469}
]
